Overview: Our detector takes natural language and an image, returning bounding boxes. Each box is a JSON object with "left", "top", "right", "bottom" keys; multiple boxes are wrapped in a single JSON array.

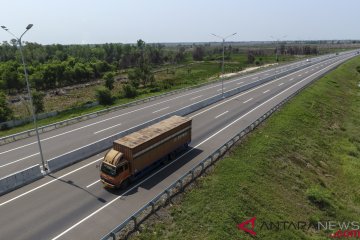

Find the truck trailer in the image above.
[{"left": 100, "top": 115, "right": 192, "bottom": 188}]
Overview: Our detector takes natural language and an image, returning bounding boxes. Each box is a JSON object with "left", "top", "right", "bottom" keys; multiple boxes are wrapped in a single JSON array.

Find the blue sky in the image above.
[{"left": 0, "top": 0, "right": 359, "bottom": 44}]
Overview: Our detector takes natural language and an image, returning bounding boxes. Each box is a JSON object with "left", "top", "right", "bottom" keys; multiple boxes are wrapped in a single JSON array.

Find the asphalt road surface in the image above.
[
  {"left": 0, "top": 51, "right": 357, "bottom": 240},
  {"left": 0, "top": 52, "right": 349, "bottom": 178}
]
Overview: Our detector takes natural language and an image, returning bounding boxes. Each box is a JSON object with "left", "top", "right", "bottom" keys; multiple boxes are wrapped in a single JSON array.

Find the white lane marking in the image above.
[
  {"left": 243, "top": 98, "right": 253, "bottom": 104},
  {"left": 215, "top": 111, "right": 229, "bottom": 119},
  {"left": 217, "top": 88, "right": 226, "bottom": 91},
  {"left": 189, "top": 56, "right": 341, "bottom": 119},
  {"left": 0, "top": 54, "right": 348, "bottom": 188},
  {"left": 94, "top": 123, "right": 122, "bottom": 134},
  {"left": 51, "top": 194, "right": 122, "bottom": 240},
  {"left": 289, "top": 78, "right": 294, "bottom": 81},
  {"left": 305, "top": 71, "right": 308, "bottom": 74},
  {"left": 0, "top": 141, "right": 38, "bottom": 156},
  {"left": 152, "top": 106, "right": 170, "bottom": 114},
  {"left": 0, "top": 158, "right": 102, "bottom": 207},
  {"left": 263, "top": 90, "right": 270, "bottom": 94},
  {"left": 265, "top": 73, "right": 269, "bottom": 76},
  {"left": 86, "top": 180, "right": 100, "bottom": 188},
  {"left": 7, "top": 56, "right": 350, "bottom": 233},
  {"left": 252, "top": 77, "right": 257, "bottom": 80},
  {"left": 298, "top": 74, "right": 302, "bottom": 77},
  {"left": 236, "top": 82, "right": 244, "bottom": 85},
  {"left": 52, "top": 59, "right": 347, "bottom": 240},
  {"left": 190, "top": 95, "right": 203, "bottom": 100},
  {"left": 0, "top": 153, "right": 39, "bottom": 168},
  {"left": 0, "top": 58, "right": 315, "bottom": 156},
  {"left": 278, "top": 83, "right": 284, "bottom": 86}
]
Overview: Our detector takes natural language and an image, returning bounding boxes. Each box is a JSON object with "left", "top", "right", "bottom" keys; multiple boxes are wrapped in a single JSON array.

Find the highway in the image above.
[
  {"left": 0, "top": 51, "right": 357, "bottom": 240},
  {"left": 0, "top": 53, "right": 343, "bottom": 178}
]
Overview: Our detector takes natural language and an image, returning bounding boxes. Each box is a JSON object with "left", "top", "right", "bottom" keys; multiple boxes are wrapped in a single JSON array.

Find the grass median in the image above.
[{"left": 130, "top": 56, "right": 360, "bottom": 240}]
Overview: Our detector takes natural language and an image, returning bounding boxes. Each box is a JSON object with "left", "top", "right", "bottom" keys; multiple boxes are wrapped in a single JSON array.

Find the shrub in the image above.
[
  {"left": 122, "top": 84, "right": 138, "bottom": 98},
  {"left": 0, "top": 91, "right": 13, "bottom": 122},
  {"left": 96, "top": 87, "right": 114, "bottom": 105},
  {"left": 32, "top": 91, "right": 46, "bottom": 113},
  {"left": 103, "top": 72, "right": 115, "bottom": 90}
]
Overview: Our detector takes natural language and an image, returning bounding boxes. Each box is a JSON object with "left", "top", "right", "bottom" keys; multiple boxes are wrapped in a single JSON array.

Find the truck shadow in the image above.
[
  {"left": 48, "top": 175, "right": 107, "bottom": 203},
  {"left": 106, "top": 147, "right": 203, "bottom": 196}
]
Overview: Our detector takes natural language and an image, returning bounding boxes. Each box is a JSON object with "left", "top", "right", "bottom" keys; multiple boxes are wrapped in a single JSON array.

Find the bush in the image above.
[
  {"left": 149, "top": 84, "right": 162, "bottom": 93},
  {"left": 96, "top": 87, "right": 114, "bottom": 105},
  {"left": 0, "top": 91, "right": 13, "bottom": 122},
  {"left": 32, "top": 91, "right": 46, "bottom": 113},
  {"left": 103, "top": 72, "right": 115, "bottom": 90},
  {"left": 122, "top": 84, "right": 138, "bottom": 98},
  {"left": 356, "top": 66, "right": 360, "bottom": 74}
]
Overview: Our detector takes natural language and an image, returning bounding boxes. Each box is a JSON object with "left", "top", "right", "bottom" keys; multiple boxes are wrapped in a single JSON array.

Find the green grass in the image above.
[{"left": 130, "top": 56, "right": 360, "bottom": 240}]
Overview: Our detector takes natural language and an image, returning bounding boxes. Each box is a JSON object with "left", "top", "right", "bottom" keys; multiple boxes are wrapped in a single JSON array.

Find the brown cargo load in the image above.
[{"left": 113, "top": 115, "right": 191, "bottom": 173}]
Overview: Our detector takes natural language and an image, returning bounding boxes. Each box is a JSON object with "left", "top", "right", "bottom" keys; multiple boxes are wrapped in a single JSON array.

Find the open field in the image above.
[{"left": 129, "top": 56, "right": 360, "bottom": 240}]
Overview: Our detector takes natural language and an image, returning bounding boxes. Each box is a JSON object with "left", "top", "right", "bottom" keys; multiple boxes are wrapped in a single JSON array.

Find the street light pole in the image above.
[
  {"left": 1, "top": 24, "right": 47, "bottom": 171},
  {"left": 270, "top": 35, "right": 287, "bottom": 78},
  {"left": 211, "top": 32, "right": 237, "bottom": 98}
]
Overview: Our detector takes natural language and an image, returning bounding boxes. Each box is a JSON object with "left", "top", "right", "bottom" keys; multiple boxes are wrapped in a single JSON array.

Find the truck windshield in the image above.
[{"left": 101, "top": 163, "right": 117, "bottom": 176}]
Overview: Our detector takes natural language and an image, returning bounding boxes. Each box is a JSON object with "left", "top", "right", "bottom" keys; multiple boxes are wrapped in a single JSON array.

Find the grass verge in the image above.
[{"left": 129, "top": 56, "right": 360, "bottom": 240}]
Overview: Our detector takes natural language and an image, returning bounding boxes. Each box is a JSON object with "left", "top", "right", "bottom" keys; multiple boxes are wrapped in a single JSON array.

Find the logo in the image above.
[
  {"left": 237, "top": 217, "right": 257, "bottom": 236},
  {"left": 237, "top": 217, "right": 360, "bottom": 238}
]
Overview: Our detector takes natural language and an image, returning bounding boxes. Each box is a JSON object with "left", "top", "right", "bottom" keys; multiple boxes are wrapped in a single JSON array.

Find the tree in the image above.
[
  {"left": 96, "top": 87, "right": 114, "bottom": 105},
  {"left": 247, "top": 51, "right": 255, "bottom": 64},
  {"left": 103, "top": 72, "right": 115, "bottom": 90},
  {"left": 128, "top": 70, "right": 140, "bottom": 88},
  {"left": 192, "top": 46, "right": 205, "bottom": 61},
  {"left": 0, "top": 91, "right": 12, "bottom": 122},
  {"left": 122, "top": 84, "right": 138, "bottom": 98},
  {"left": 174, "top": 46, "right": 186, "bottom": 63},
  {"left": 32, "top": 91, "right": 46, "bottom": 113},
  {"left": 1, "top": 61, "right": 24, "bottom": 93},
  {"left": 128, "top": 63, "right": 155, "bottom": 88}
]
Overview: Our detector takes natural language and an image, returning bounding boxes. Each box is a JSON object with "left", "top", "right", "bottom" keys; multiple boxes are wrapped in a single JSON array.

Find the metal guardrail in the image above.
[
  {"left": 0, "top": 56, "right": 323, "bottom": 146},
  {"left": 100, "top": 57, "right": 345, "bottom": 240}
]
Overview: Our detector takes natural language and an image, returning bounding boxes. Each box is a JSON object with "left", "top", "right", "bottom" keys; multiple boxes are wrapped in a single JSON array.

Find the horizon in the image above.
[{"left": 1, "top": 0, "right": 359, "bottom": 45}]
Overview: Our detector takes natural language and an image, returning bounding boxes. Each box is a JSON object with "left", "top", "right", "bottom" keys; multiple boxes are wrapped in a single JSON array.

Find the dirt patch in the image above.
[{"left": 220, "top": 63, "right": 278, "bottom": 78}]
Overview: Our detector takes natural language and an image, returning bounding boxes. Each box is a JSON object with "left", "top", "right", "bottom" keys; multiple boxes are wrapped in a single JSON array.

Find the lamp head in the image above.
[{"left": 26, "top": 24, "right": 33, "bottom": 30}]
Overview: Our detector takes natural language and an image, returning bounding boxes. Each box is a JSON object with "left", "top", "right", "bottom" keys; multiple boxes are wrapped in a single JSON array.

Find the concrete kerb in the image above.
[{"left": 0, "top": 164, "right": 43, "bottom": 196}]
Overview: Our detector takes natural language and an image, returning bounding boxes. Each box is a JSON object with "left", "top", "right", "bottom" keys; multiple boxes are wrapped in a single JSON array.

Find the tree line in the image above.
[{"left": 0, "top": 40, "right": 188, "bottom": 93}]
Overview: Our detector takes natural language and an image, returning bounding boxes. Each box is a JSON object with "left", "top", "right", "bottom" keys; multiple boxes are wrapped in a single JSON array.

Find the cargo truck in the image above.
[{"left": 100, "top": 115, "right": 192, "bottom": 188}]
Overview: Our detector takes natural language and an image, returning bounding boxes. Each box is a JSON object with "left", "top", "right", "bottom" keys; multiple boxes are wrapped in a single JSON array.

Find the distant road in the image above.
[{"left": 0, "top": 51, "right": 357, "bottom": 239}]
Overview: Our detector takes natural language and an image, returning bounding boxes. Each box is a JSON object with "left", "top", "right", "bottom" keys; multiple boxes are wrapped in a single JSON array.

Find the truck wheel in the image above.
[
  {"left": 121, "top": 179, "right": 130, "bottom": 189},
  {"left": 169, "top": 152, "right": 176, "bottom": 160}
]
